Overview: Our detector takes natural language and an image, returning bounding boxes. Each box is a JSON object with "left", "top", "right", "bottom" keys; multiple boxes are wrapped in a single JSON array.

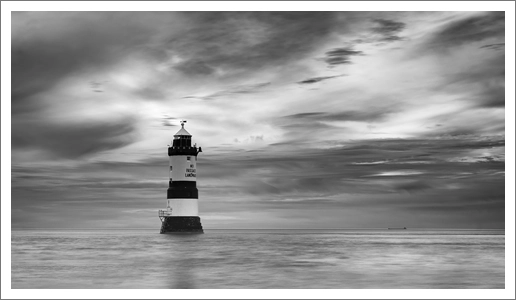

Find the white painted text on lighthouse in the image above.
[{"left": 169, "top": 156, "right": 197, "bottom": 181}]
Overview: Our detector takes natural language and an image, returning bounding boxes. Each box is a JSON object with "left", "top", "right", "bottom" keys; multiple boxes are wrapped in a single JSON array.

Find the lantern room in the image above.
[{"left": 172, "top": 121, "right": 192, "bottom": 148}]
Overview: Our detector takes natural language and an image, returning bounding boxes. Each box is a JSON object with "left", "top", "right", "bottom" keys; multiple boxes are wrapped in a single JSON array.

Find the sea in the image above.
[{"left": 11, "top": 229, "right": 505, "bottom": 289}]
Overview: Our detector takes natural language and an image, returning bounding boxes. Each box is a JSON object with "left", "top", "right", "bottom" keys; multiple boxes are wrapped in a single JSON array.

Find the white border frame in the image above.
[{"left": 2, "top": 1, "right": 514, "bottom": 299}]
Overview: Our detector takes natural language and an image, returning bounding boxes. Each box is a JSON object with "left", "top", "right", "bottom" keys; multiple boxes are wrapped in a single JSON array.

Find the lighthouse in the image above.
[{"left": 159, "top": 120, "right": 203, "bottom": 233}]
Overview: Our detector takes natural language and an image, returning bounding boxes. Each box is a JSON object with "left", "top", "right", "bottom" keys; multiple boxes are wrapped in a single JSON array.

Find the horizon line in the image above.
[{"left": 11, "top": 227, "right": 506, "bottom": 230}]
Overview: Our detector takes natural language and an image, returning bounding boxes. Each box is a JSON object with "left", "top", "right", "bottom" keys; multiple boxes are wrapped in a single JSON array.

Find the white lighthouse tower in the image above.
[{"left": 159, "top": 120, "right": 203, "bottom": 233}]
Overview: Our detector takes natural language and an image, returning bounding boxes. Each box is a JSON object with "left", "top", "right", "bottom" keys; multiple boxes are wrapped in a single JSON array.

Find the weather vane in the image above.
[{"left": 180, "top": 120, "right": 187, "bottom": 127}]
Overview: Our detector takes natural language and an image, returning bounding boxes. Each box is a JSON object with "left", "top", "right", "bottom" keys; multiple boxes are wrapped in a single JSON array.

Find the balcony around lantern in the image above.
[{"left": 167, "top": 146, "right": 199, "bottom": 156}]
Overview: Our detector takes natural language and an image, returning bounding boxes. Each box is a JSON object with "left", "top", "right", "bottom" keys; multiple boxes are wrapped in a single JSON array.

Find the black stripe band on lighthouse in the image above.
[{"left": 159, "top": 120, "right": 203, "bottom": 234}]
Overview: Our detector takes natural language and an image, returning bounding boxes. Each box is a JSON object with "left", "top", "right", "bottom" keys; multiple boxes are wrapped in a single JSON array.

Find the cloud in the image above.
[
  {"left": 480, "top": 43, "right": 505, "bottom": 50},
  {"left": 419, "top": 13, "right": 505, "bottom": 110},
  {"left": 474, "top": 80, "right": 505, "bottom": 108},
  {"left": 11, "top": 133, "right": 505, "bottom": 228},
  {"left": 12, "top": 116, "right": 138, "bottom": 158},
  {"left": 161, "top": 115, "right": 178, "bottom": 127},
  {"left": 10, "top": 134, "right": 505, "bottom": 229},
  {"left": 234, "top": 135, "right": 265, "bottom": 144},
  {"left": 11, "top": 12, "right": 158, "bottom": 115},
  {"left": 173, "top": 60, "right": 215, "bottom": 76},
  {"left": 200, "top": 135, "right": 504, "bottom": 196},
  {"left": 372, "top": 19, "right": 406, "bottom": 42},
  {"left": 425, "top": 12, "right": 504, "bottom": 50},
  {"left": 168, "top": 12, "right": 348, "bottom": 76},
  {"left": 297, "top": 74, "right": 346, "bottom": 84},
  {"left": 366, "top": 170, "right": 424, "bottom": 177},
  {"left": 432, "top": 53, "right": 505, "bottom": 109},
  {"left": 283, "top": 110, "right": 393, "bottom": 123},
  {"left": 322, "top": 47, "right": 364, "bottom": 66},
  {"left": 392, "top": 180, "right": 433, "bottom": 193},
  {"left": 271, "top": 107, "right": 400, "bottom": 147},
  {"left": 183, "top": 82, "right": 271, "bottom": 100},
  {"left": 134, "top": 87, "right": 166, "bottom": 100},
  {"left": 89, "top": 80, "right": 109, "bottom": 93},
  {"left": 350, "top": 17, "right": 406, "bottom": 45}
]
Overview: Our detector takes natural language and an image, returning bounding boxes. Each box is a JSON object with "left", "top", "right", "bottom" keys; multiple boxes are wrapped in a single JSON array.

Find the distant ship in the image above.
[{"left": 388, "top": 227, "right": 407, "bottom": 230}]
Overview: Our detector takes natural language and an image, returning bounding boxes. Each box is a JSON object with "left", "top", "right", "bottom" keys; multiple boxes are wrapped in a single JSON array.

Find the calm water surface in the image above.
[{"left": 11, "top": 229, "right": 504, "bottom": 288}]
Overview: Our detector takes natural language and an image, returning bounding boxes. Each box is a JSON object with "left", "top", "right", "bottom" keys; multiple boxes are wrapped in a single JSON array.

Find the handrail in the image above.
[{"left": 158, "top": 209, "right": 173, "bottom": 217}]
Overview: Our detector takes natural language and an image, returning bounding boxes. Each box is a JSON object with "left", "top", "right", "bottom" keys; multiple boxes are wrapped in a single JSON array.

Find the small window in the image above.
[
  {"left": 187, "top": 156, "right": 191, "bottom": 161},
  {"left": 169, "top": 166, "right": 173, "bottom": 171}
]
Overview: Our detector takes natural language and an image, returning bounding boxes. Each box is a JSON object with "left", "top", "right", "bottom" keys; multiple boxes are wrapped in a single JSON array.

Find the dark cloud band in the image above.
[{"left": 323, "top": 47, "right": 364, "bottom": 66}]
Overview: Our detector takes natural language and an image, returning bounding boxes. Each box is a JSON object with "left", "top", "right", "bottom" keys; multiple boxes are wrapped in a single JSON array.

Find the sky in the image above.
[{"left": 9, "top": 11, "right": 508, "bottom": 229}]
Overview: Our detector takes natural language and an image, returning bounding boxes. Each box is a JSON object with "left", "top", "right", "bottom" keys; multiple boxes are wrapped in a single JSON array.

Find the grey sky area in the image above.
[{"left": 11, "top": 11, "right": 505, "bottom": 229}]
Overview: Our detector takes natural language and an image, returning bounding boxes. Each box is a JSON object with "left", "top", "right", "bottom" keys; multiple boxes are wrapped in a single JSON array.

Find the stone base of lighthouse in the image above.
[{"left": 160, "top": 216, "right": 203, "bottom": 234}]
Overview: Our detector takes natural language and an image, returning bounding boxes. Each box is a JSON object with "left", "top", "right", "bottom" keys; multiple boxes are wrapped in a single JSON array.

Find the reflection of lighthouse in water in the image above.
[{"left": 159, "top": 120, "right": 203, "bottom": 233}]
